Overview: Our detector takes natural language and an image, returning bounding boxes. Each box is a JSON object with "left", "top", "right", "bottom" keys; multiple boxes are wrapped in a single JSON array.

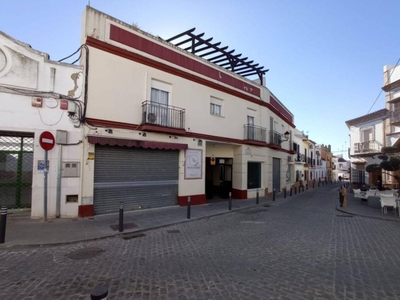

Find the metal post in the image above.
[
  {"left": 290, "top": 188, "right": 292, "bottom": 196},
  {"left": 306, "top": 184, "right": 308, "bottom": 190},
  {"left": 273, "top": 188, "right": 275, "bottom": 201},
  {"left": 299, "top": 185, "right": 301, "bottom": 193},
  {"left": 256, "top": 189, "right": 259, "bottom": 205},
  {"left": 295, "top": 186, "right": 297, "bottom": 194},
  {"left": 43, "top": 150, "right": 48, "bottom": 221},
  {"left": 0, "top": 207, "right": 7, "bottom": 244},
  {"left": 187, "top": 196, "right": 191, "bottom": 219},
  {"left": 228, "top": 192, "right": 232, "bottom": 210},
  {"left": 284, "top": 188, "right": 286, "bottom": 198},
  {"left": 119, "top": 202, "right": 124, "bottom": 232},
  {"left": 56, "top": 145, "right": 62, "bottom": 218},
  {"left": 90, "top": 286, "right": 109, "bottom": 300}
]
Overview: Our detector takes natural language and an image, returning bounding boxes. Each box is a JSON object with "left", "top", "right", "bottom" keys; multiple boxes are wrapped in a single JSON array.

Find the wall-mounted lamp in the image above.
[
  {"left": 198, "top": 139, "right": 203, "bottom": 146},
  {"left": 280, "top": 131, "right": 290, "bottom": 144},
  {"left": 142, "top": 132, "right": 147, "bottom": 137},
  {"left": 105, "top": 129, "right": 113, "bottom": 134}
]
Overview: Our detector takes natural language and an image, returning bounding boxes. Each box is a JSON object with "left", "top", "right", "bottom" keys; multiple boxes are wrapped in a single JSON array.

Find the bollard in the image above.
[
  {"left": 273, "top": 188, "right": 275, "bottom": 201},
  {"left": 318, "top": 182, "right": 320, "bottom": 187},
  {"left": 256, "top": 189, "right": 259, "bottom": 205},
  {"left": 299, "top": 186, "right": 301, "bottom": 193},
  {"left": 290, "top": 187, "right": 292, "bottom": 196},
  {"left": 119, "top": 202, "right": 124, "bottom": 233},
  {"left": 313, "top": 182, "right": 315, "bottom": 188},
  {"left": 187, "top": 196, "right": 191, "bottom": 219},
  {"left": 228, "top": 192, "right": 232, "bottom": 210},
  {"left": 284, "top": 188, "right": 286, "bottom": 198},
  {"left": 0, "top": 207, "right": 7, "bottom": 244},
  {"left": 302, "top": 185, "right": 305, "bottom": 192},
  {"left": 90, "top": 286, "right": 109, "bottom": 300},
  {"left": 295, "top": 187, "right": 297, "bottom": 194}
]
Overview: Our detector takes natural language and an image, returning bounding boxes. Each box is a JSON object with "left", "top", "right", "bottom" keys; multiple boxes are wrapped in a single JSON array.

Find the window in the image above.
[
  {"left": 210, "top": 97, "right": 222, "bottom": 116},
  {"left": 247, "top": 109, "right": 255, "bottom": 140},
  {"left": 247, "top": 162, "right": 261, "bottom": 189},
  {"left": 150, "top": 80, "right": 171, "bottom": 126}
]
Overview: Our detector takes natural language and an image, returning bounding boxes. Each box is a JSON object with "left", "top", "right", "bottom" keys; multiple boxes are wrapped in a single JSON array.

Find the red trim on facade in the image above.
[
  {"left": 178, "top": 194, "right": 207, "bottom": 206},
  {"left": 269, "top": 96, "right": 293, "bottom": 123},
  {"left": 109, "top": 25, "right": 260, "bottom": 97},
  {"left": 87, "top": 136, "right": 188, "bottom": 150},
  {"left": 78, "top": 205, "right": 94, "bottom": 217},
  {"left": 85, "top": 118, "right": 294, "bottom": 154},
  {"left": 140, "top": 124, "right": 186, "bottom": 135},
  {"left": 232, "top": 189, "right": 247, "bottom": 199},
  {"left": 85, "top": 38, "right": 296, "bottom": 129}
]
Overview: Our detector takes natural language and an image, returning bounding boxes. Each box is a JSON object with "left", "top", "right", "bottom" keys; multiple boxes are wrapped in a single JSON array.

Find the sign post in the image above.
[{"left": 39, "top": 131, "right": 55, "bottom": 221}]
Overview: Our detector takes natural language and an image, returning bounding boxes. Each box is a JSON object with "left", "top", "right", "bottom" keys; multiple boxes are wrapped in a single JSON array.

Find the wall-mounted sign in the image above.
[
  {"left": 210, "top": 156, "right": 216, "bottom": 165},
  {"left": 37, "top": 160, "right": 49, "bottom": 174},
  {"left": 185, "top": 149, "right": 202, "bottom": 179},
  {"left": 88, "top": 152, "right": 95, "bottom": 160}
]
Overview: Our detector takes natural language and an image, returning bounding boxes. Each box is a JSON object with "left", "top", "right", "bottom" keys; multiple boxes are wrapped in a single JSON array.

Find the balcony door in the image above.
[
  {"left": 150, "top": 88, "right": 169, "bottom": 126},
  {"left": 247, "top": 109, "right": 255, "bottom": 140}
]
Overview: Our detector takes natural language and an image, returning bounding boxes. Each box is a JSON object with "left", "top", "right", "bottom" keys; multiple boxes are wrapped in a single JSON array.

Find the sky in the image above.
[{"left": 1, "top": 0, "right": 399, "bottom": 159}]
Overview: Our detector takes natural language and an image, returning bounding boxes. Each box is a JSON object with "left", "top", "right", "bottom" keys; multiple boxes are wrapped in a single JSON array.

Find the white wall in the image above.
[{"left": 0, "top": 32, "right": 84, "bottom": 218}]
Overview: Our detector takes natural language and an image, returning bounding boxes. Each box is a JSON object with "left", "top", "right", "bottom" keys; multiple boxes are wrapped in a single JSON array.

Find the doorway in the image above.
[{"left": 205, "top": 157, "right": 232, "bottom": 200}]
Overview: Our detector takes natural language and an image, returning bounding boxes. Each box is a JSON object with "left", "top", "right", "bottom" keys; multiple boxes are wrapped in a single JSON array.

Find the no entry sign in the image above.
[{"left": 39, "top": 131, "right": 55, "bottom": 151}]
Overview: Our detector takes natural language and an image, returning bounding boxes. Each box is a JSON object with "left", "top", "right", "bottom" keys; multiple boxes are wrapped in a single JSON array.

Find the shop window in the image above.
[{"left": 247, "top": 162, "right": 261, "bottom": 189}]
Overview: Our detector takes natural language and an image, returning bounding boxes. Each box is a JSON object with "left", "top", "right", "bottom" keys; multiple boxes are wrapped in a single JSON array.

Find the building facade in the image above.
[
  {"left": 0, "top": 31, "right": 84, "bottom": 218},
  {"left": 77, "top": 7, "right": 297, "bottom": 216}
]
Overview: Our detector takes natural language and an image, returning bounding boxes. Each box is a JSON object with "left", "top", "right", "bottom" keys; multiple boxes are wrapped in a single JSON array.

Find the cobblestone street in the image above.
[{"left": 1, "top": 186, "right": 400, "bottom": 300}]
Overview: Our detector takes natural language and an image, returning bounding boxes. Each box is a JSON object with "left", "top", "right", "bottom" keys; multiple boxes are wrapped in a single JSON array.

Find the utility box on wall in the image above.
[
  {"left": 56, "top": 130, "right": 68, "bottom": 144},
  {"left": 62, "top": 162, "right": 80, "bottom": 177}
]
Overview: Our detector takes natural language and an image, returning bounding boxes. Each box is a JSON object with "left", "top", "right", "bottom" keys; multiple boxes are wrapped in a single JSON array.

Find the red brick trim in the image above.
[
  {"left": 78, "top": 205, "right": 94, "bottom": 217},
  {"left": 178, "top": 194, "right": 206, "bottom": 206},
  {"left": 232, "top": 188, "right": 247, "bottom": 199}
]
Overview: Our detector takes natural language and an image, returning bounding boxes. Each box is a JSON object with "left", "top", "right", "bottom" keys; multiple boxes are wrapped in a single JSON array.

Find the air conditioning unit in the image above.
[{"left": 143, "top": 111, "right": 157, "bottom": 123}]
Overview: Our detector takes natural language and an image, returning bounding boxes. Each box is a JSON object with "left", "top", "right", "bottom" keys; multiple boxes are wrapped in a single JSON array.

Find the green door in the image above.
[{"left": 0, "top": 133, "right": 34, "bottom": 208}]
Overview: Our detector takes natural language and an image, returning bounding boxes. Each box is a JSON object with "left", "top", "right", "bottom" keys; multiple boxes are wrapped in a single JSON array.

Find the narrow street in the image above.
[{"left": 1, "top": 186, "right": 400, "bottom": 300}]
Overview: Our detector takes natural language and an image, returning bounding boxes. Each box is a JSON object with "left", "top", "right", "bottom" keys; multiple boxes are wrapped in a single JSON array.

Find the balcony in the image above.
[
  {"left": 244, "top": 125, "right": 267, "bottom": 143},
  {"left": 269, "top": 130, "right": 283, "bottom": 146},
  {"left": 353, "top": 141, "right": 382, "bottom": 155},
  {"left": 141, "top": 101, "right": 185, "bottom": 132}
]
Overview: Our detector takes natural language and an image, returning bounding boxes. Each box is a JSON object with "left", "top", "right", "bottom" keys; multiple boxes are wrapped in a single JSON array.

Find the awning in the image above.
[{"left": 87, "top": 136, "right": 188, "bottom": 150}]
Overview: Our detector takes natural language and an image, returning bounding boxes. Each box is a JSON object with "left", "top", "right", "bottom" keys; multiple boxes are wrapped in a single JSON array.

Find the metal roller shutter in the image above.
[{"left": 94, "top": 145, "right": 179, "bottom": 215}]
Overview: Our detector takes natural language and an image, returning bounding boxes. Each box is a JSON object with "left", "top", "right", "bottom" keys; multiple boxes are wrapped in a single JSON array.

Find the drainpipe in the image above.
[{"left": 56, "top": 145, "right": 62, "bottom": 218}]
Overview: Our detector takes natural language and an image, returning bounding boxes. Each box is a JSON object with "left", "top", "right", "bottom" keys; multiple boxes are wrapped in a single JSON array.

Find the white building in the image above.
[
  {"left": 346, "top": 109, "right": 388, "bottom": 185},
  {"left": 78, "top": 6, "right": 297, "bottom": 216},
  {"left": 0, "top": 31, "right": 84, "bottom": 218}
]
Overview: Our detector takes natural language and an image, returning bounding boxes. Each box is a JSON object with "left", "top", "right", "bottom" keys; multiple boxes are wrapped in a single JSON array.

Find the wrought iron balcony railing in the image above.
[
  {"left": 244, "top": 124, "right": 267, "bottom": 142},
  {"left": 353, "top": 141, "right": 382, "bottom": 154},
  {"left": 269, "top": 130, "right": 284, "bottom": 146},
  {"left": 141, "top": 101, "right": 185, "bottom": 129}
]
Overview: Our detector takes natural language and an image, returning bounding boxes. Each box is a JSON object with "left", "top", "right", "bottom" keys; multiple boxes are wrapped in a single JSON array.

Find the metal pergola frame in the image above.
[{"left": 165, "top": 28, "right": 268, "bottom": 85}]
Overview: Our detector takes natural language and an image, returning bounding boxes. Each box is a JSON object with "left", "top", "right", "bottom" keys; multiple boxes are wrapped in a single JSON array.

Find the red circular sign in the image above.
[{"left": 39, "top": 131, "right": 55, "bottom": 151}]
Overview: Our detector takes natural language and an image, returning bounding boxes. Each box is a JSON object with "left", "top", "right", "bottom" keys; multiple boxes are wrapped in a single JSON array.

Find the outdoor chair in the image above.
[{"left": 379, "top": 193, "right": 397, "bottom": 215}]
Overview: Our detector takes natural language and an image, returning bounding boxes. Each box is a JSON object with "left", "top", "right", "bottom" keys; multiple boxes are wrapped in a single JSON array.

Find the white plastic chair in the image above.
[{"left": 379, "top": 193, "right": 397, "bottom": 215}]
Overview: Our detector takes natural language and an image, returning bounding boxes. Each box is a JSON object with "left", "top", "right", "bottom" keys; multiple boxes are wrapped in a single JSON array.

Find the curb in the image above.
[{"left": 335, "top": 205, "right": 400, "bottom": 223}]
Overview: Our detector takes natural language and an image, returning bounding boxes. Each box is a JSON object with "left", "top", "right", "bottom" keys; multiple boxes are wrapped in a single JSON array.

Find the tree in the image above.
[{"left": 365, "top": 146, "right": 400, "bottom": 195}]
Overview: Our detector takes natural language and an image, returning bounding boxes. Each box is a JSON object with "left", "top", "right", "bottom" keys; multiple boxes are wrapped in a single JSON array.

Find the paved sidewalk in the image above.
[
  {"left": 336, "top": 186, "right": 400, "bottom": 222},
  {"left": 2, "top": 181, "right": 382, "bottom": 249}
]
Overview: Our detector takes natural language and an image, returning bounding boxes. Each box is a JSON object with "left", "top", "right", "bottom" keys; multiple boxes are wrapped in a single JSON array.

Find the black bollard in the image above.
[
  {"left": 256, "top": 189, "right": 259, "bottom": 205},
  {"left": 187, "top": 196, "right": 191, "bottom": 219},
  {"left": 290, "top": 187, "right": 292, "bottom": 196},
  {"left": 0, "top": 207, "right": 7, "bottom": 244},
  {"left": 119, "top": 202, "right": 124, "bottom": 233},
  {"left": 313, "top": 182, "right": 315, "bottom": 188},
  {"left": 273, "top": 188, "right": 275, "bottom": 201},
  {"left": 284, "top": 188, "right": 286, "bottom": 198},
  {"left": 299, "top": 186, "right": 301, "bottom": 193},
  {"left": 229, "top": 192, "right": 232, "bottom": 210},
  {"left": 90, "top": 286, "right": 109, "bottom": 300},
  {"left": 295, "top": 187, "right": 297, "bottom": 194}
]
